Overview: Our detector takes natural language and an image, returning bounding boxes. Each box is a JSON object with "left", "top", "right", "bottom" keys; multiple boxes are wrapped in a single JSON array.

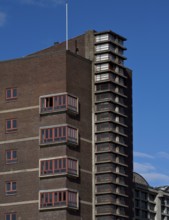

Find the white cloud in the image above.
[
  {"left": 0, "top": 12, "right": 7, "bottom": 27},
  {"left": 156, "top": 151, "right": 169, "bottom": 159},
  {"left": 134, "top": 151, "right": 154, "bottom": 159},
  {"left": 141, "top": 173, "right": 169, "bottom": 184},
  {"left": 134, "top": 162, "right": 155, "bottom": 173},
  {"left": 19, "top": 0, "right": 65, "bottom": 7}
]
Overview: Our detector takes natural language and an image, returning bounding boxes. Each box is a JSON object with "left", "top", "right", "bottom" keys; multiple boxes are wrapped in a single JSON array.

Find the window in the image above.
[
  {"left": 95, "top": 73, "right": 109, "bottom": 82},
  {"left": 6, "top": 119, "right": 17, "bottom": 132},
  {"left": 67, "top": 95, "right": 78, "bottom": 113},
  {"left": 95, "top": 44, "right": 109, "bottom": 52},
  {"left": 40, "top": 125, "right": 78, "bottom": 146},
  {"left": 6, "top": 88, "right": 17, "bottom": 100},
  {"left": 68, "top": 191, "right": 78, "bottom": 208},
  {"left": 40, "top": 157, "right": 78, "bottom": 177},
  {"left": 95, "top": 34, "right": 109, "bottom": 42},
  {"left": 95, "top": 64, "right": 109, "bottom": 72},
  {"left": 40, "top": 93, "right": 78, "bottom": 114},
  {"left": 5, "top": 213, "right": 16, "bottom": 220},
  {"left": 96, "top": 54, "right": 109, "bottom": 62},
  {"left": 6, "top": 150, "right": 17, "bottom": 164},
  {"left": 40, "top": 190, "right": 78, "bottom": 210},
  {"left": 67, "top": 158, "right": 78, "bottom": 176},
  {"left": 5, "top": 181, "right": 16, "bottom": 195}
]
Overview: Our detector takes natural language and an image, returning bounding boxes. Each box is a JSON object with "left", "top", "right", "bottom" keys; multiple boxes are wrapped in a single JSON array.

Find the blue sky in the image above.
[{"left": 1, "top": 0, "right": 169, "bottom": 187}]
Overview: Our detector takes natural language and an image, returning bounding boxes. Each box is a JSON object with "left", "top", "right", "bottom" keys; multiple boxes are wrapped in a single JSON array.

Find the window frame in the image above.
[
  {"left": 6, "top": 149, "right": 17, "bottom": 164},
  {"left": 5, "top": 213, "right": 16, "bottom": 220},
  {"left": 39, "top": 156, "right": 79, "bottom": 177},
  {"left": 40, "top": 93, "right": 79, "bottom": 114},
  {"left": 6, "top": 88, "right": 17, "bottom": 100},
  {"left": 95, "top": 34, "right": 109, "bottom": 42},
  {"left": 5, "top": 181, "right": 16, "bottom": 195},
  {"left": 6, "top": 119, "right": 17, "bottom": 133},
  {"left": 40, "top": 124, "right": 78, "bottom": 146},
  {"left": 39, "top": 189, "right": 79, "bottom": 210}
]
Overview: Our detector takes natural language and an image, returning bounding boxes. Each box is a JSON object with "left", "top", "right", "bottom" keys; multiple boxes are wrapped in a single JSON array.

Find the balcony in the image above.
[
  {"left": 95, "top": 63, "right": 126, "bottom": 77},
  {"left": 96, "top": 184, "right": 116, "bottom": 194},
  {"left": 96, "top": 174, "right": 116, "bottom": 184},
  {"left": 96, "top": 216, "right": 116, "bottom": 220},
  {"left": 95, "top": 43, "right": 126, "bottom": 61},
  {"left": 96, "top": 205, "right": 116, "bottom": 215},
  {"left": 95, "top": 83, "right": 127, "bottom": 97},
  {"left": 96, "top": 112, "right": 127, "bottom": 126},
  {"left": 95, "top": 94, "right": 127, "bottom": 108},
  {"left": 96, "top": 163, "right": 116, "bottom": 173},
  {"left": 95, "top": 103, "right": 127, "bottom": 117},
  {"left": 96, "top": 122, "right": 127, "bottom": 136},
  {"left": 40, "top": 125, "right": 78, "bottom": 146},
  {"left": 40, "top": 93, "right": 78, "bottom": 114},
  {"left": 96, "top": 153, "right": 116, "bottom": 164},
  {"left": 40, "top": 157, "right": 78, "bottom": 177},
  {"left": 96, "top": 194, "right": 116, "bottom": 204},
  {"left": 95, "top": 34, "right": 109, "bottom": 43},
  {"left": 96, "top": 133, "right": 127, "bottom": 146},
  {"left": 39, "top": 189, "right": 79, "bottom": 210},
  {"left": 96, "top": 143, "right": 116, "bottom": 153}
]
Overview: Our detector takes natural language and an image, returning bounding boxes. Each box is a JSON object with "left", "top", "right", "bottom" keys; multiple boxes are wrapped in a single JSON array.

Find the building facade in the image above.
[
  {"left": 133, "top": 172, "right": 169, "bottom": 220},
  {"left": 0, "top": 30, "right": 133, "bottom": 220}
]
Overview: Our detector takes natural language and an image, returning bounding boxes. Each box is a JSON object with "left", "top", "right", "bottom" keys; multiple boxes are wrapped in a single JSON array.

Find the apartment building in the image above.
[
  {"left": 0, "top": 30, "right": 133, "bottom": 220},
  {"left": 133, "top": 172, "right": 169, "bottom": 220}
]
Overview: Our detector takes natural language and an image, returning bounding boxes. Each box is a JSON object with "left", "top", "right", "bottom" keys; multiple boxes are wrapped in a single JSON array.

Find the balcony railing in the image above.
[
  {"left": 96, "top": 122, "right": 126, "bottom": 136},
  {"left": 95, "top": 83, "right": 126, "bottom": 96},
  {"left": 96, "top": 205, "right": 116, "bottom": 214},
  {"left": 96, "top": 216, "right": 116, "bottom": 220},
  {"left": 95, "top": 93, "right": 126, "bottom": 107},
  {"left": 96, "top": 143, "right": 116, "bottom": 153},
  {"left": 96, "top": 112, "right": 126, "bottom": 124},
  {"left": 96, "top": 163, "right": 116, "bottom": 173},
  {"left": 95, "top": 103, "right": 127, "bottom": 117},
  {"left": 96, "top": 194, "right": 116, "bottom": 204},
  {"left": 96, "top": 153, "right": 116, "bottom": 163},
  {"left": 96, "top": 184, "right": 116, "bottom": 194},
  {"left": 96, "top": 174, "right": 116, "bottom": 184}
]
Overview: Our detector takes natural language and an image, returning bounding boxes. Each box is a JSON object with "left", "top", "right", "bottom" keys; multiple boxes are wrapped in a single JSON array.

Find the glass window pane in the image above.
[
  {"left": 6, "top": 182, "right": 10, "bottom": 191},
  {"left": 12, "top": 214, "right": 16, "bottom": 220},
  {"left": 63, "top": 95, "right": 66, "bottom": 104},
  {"left": 54, "top": 192, "right": 57, "bottom": 202},
  {"left": 49, "top": 129, "right": 52, "bottom": 138},
  {"left": 54, "top": 159, "right": 57, "bottom": 169},
  {"left": 63, "top": 191, "right": 66, "bottom": 201},
  {"left": 7, "top": 89, "right": 11, "bottom": 98},
  {"left": 13, "top": 120, "right": 17, "bottom": 128},
  {"left": 13, "top": 151, "right": 17, "bottom": 158},
  {"left": 59, "top": 159, "right": 62, "bottom": 168},
  {"left": 12, "top": 182, "right": 16, "bottom": 190},
  {"left": 59, "top": 127, "right": 62, "bottom": 136},
  {"left": 6, "top": 151, "right": 11, "bottom": 159},
  {"left": 7, "top": 120, "right": 11, "bottom": 129},
  {"left": 45, "top": 129, "right": 48, "bottom": 138},
  {"left": 63, "top": 158, "right": 66, "bottom": 168},
  {"left": 49, "top": 160, "right": 53, "bottom": 170},
  {"left": 63, "top": 127, "right": 66, "bottom": 136},
  {"left": 6, "top": 214, "right": 10, "bottom": 220},
  {"left": 54, "top": 128, "right": 57, "bottom": 137},
  {"left": 13, "top": 88, "right": 17, "bottom": 97}
]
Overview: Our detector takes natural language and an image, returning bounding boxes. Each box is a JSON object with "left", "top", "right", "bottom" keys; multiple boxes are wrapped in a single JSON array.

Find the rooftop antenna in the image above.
[{"left": 66, "top": 0, "right": 68, "bottom": 50}]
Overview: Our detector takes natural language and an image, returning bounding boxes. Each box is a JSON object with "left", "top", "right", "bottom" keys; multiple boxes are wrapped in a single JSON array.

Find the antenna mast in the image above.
[{"left": 66, "top": 0, "right": 68, "bottom": 50}]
